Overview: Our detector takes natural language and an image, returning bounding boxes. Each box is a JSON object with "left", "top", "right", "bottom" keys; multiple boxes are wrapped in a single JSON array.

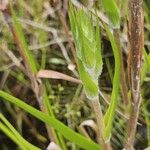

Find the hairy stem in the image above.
[
  {"left": 125, "top": 0, "right": 144, "bottom": 149},
  {"left": 91, "top": 98, "right": 112, "bottom": 150}
]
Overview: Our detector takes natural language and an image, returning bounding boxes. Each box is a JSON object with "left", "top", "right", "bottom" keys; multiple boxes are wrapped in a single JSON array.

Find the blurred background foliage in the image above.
[{"left": 0, "top": 0, "right": 150, "bottom": 150}]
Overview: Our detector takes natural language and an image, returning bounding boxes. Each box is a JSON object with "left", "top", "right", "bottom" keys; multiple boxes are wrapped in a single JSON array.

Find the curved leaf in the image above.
[{"left": 103, "top": 24, "right": 120, "bottom": 140}]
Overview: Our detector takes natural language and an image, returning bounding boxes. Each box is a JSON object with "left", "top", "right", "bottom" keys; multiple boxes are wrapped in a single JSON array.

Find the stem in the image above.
[
  {"left": 125, "top": 0, "right": 144, "bottom": 149},
  {"left": 125, "top": 99, "right": 142, "bottom": 150},
  {"left": 91, "top": 98, "right": 112, "bottom": 150}
]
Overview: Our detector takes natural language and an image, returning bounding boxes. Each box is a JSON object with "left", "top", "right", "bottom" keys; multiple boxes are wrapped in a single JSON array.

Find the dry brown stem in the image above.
[{"left": 125, "top": 0, "right": 144, "bottom": 149}]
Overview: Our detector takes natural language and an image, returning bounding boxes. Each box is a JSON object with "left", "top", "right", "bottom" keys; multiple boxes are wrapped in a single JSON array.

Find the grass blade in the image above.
[
  {"left": 0, "top": 113, "right": 40, "bottom": 150},
  {"left": 10, "top": 7, "right": 38, "bottom": 73},
  {"left": 103, "top": 24, "right": 120, "bottom": 140},
  {"left": 0, "top": 123, "right": 27, "bottom": 150},
  {"left": 0, "top": 90, "right": 99, "bottom": 150},
  {"left": 43, "top": 89, "right": 67, "bottom": 150}
]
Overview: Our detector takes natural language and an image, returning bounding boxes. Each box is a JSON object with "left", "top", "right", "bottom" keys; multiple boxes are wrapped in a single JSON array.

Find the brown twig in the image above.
[{"left": 125, "top": 0, "right": 144, "bottom": 149}]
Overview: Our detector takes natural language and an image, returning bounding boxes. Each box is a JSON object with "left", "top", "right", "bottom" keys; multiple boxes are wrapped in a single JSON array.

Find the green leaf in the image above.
[
  {"left": 103, "top": 24, "right": 120, "bottom": 140},
  {"left": 142, "top": 101, "right": 150, "bottom": 146},
  {"left": 0, "top": 90, "right": 99, "bottom": 150},
  {"left": 0, "top": 123, "right": 27, "bottom": 150},
  {"left": 11, "top": 7, "right": 37, "bottom": 73},
  {"left": 78, "top": 60, "right": 99, "bottom": 99},
  {"left": 81, "top": 33, "right": 95, "bottom": 69},
  {"left": 101, "top": 0, "right": 120, "bottom": 28},
  {"left": 77, "top": 10, "right": 94, "bottom": 43},
  {"left": 94, "top": 19, "right": 103, "bottom": 79},
  {"left": 141, "top": 49, "right": 150, "bottom": 83},
  {"left": 0, "top": 113, "right": 40, "bottom": 150},
  {"left": 69, "top": 5, "right": 103, "bottom": 100},
  {"left": 69, "top": 4, "right": 82, "bottom": 60}
]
